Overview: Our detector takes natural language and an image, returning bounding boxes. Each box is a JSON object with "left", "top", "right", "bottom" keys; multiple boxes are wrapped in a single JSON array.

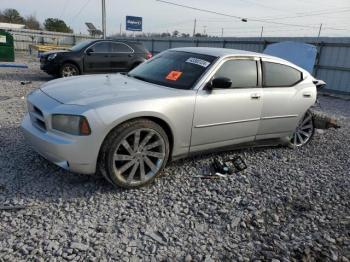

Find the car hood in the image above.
[
  {"left": 40, "top": 74, "right": 183, "bottom": 107},
  {"left": 41, "top": 50, "right": 70, "bottom": 57}
]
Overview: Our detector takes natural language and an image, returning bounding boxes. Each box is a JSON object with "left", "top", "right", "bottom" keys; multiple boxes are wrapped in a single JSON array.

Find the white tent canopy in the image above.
[{"left": 0, "top": 22, "right": 25, "bottom": 30}]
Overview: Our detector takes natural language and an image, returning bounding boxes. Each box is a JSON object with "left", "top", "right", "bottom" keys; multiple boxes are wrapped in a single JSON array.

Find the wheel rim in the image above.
[
  {"left": 112, "top": 128, "right": 166, "bottom": 185},
  {"left": 290, "top": 111, "right": 314, "bottom": 147},
  {"left": 62, "top": 65, "right": 78, "bottom": 77}
]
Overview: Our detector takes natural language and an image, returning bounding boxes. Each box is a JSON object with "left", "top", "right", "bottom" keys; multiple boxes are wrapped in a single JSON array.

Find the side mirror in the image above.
[
  {"left": 210, "top": 77, "right": 232, "bottom": 89},
  {"left": 86, "top": 48, "right": 93, "bottom": 55}
]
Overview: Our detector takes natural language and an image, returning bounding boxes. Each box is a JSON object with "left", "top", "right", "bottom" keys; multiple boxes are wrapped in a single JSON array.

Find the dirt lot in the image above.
[{"left": 0, "top": 53, "right": 349, "bottom": 261}]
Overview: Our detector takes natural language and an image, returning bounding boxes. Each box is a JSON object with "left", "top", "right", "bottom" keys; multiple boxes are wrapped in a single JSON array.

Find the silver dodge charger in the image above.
[{"left": 22, "top": 47, "right": 321, "bottom": 188}]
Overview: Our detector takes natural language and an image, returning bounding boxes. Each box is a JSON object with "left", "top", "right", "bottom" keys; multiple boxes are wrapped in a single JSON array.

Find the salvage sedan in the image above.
[{"left": 22, "top": 47, "right": 321, "bottom": 188}]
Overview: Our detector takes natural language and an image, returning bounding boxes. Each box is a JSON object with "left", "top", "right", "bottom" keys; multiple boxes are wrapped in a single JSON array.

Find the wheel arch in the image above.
[
  {"left": 98, "top": 115, "right": 175, "bottom": 162},
  {"left": 60, "top": 60, "right": 82, "bottom": 74}
]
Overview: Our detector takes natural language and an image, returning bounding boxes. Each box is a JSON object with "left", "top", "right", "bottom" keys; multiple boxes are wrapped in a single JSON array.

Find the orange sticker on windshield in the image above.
[{"left": 166, "top": 70, "right": 183, "bottom": 81}]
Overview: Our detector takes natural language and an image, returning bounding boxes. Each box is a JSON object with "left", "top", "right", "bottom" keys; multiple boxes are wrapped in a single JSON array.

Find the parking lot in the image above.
[{"left": 0, "top": 53, "right": 349, "bottom": 261}]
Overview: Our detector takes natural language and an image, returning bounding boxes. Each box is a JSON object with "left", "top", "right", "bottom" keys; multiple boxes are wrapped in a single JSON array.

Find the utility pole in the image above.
[
  {"left": 102, "top": 0, "right": 106, "bottom": 39},
  {"left": 193, "top": 19, "right": 197, "bottom": 37},
  {"left": 317, "top": 23, "right": 323, "bottom": 39},
  {"left": 260, "top": 26, "right": 264, "bottom": 38},
  {"left": 119, "top": 23, "right": 122, "bottom": 36},
  {"left": 203, "top": 25, "right": 207, "bottom": 35},
  {"left": 221, "top": 28, "right": 224, "bottom": 38}
]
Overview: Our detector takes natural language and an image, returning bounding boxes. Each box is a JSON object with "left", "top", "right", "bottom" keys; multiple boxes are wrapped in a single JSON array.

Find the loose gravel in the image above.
[{"left": 0, "top": 53, "right": 349, "bottom": 261}]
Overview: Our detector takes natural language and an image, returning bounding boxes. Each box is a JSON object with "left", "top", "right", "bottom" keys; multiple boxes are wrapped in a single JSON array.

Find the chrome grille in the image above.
[{"left": 27, "top": 102, "right": 47, "bottom": 131}]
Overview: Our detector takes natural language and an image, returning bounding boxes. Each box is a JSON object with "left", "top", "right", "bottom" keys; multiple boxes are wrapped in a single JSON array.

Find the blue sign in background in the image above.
[{"left": 126, "top": 16, "right": 142, "bottom": 31}]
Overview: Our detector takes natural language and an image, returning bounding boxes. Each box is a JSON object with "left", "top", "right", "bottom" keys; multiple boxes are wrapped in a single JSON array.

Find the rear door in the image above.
[
  {"left": 109, "top": 42, "right": 134, "bottom": 72},
  {"left": 257, "top": 58, "right": 315, "bottom": 139},
  {"left": 83, "top": 41, "right": 111, "bottom": 73},
  {"left": 191, "top": 57, "right": 263, "bottom": 152}
]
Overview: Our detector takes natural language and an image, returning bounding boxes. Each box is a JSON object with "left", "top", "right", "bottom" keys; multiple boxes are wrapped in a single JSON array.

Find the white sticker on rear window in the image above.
[{"left": 186, "top": 57, "right": 210, "bottom": 68}]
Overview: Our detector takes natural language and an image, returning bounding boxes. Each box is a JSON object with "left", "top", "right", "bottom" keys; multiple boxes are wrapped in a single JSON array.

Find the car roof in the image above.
[
  {"left": 170, "top": 47, "right": 261, "bottom": 57},
  {"left": 170, "top": 47, "right": 308, "bottom": 73},
  {"left": 99, "top": 39, "right": 141, "bottom": 44}
]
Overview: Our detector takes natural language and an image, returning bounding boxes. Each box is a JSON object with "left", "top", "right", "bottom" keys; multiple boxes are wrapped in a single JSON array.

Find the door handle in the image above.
[
  {"left": 251, "top": 93, "right": 261, "bottom": 99},
  {"left": 303, "top": 92, "right": 312, "bottom": 98}
]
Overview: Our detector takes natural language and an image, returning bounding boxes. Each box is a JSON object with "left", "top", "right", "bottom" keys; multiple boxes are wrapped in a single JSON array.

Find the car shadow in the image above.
[{"left": 0, "top": 125, "right": 289, "bottom": 206}]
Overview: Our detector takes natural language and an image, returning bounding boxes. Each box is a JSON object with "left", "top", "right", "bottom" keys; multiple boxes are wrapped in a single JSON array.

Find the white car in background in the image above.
[{"left": 22, "top": 47, "right": 322, "bottom": 188}]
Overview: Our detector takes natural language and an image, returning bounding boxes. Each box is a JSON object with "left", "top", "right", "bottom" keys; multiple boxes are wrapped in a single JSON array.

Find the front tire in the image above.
[
  {"left": 288, "top": 110, "right": 315, "bottom": 148},
  {"left": 60, "top": 63, "right": 80, "bottom": 78},
  {"left": 100, "top": 119, "right": 170, "bottom": 189}
]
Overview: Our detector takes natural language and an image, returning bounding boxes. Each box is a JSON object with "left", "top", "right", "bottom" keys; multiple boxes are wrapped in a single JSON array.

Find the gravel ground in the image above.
[{"left": 0, "top": 54, "right": 349, "bottom": 261}]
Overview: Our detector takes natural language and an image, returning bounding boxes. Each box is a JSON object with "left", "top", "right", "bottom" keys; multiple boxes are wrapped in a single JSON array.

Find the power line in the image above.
[
  {"left": 156, "top": 0, "right": 244, "bottom": 20},
  {"left": 156, "top": 0, "right": 349, "bottom": 31},
  {"left": 69, "top": 0, "right": 92, "bottom": 23},
  {"left": 237, "top": 0, "right": 290, "bottom": 13},
  {"left": 260, "top": 8, "right": 350, "bottom": 21},
  {"left": 60, "top": 0, "right": 70, "bottom": 17}
]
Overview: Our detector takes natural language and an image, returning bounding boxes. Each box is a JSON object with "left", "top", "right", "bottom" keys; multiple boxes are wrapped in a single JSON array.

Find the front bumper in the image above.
[
  {"left": 40, "top": 59, "right": 60, "bottom": 74},
  {"left": 21, "top": 114, "right": 97, "bottom": 174}
]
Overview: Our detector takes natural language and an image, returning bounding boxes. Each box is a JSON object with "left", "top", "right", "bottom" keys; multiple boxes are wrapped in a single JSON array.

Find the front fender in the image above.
[{"left": 95, "top": 95, "right": 196, "bottom": 158}]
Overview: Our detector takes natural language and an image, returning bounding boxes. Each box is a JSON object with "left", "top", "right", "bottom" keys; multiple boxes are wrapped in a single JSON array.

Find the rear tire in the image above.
[
  {"left": 288, "top": 110, "right": 315, "bottom": 148},
  {"left": 99, "top": 119, "right": 170, "bottom": 189},
  {"left": 60, "top": 63, "right": 80, "bottom": 78}
]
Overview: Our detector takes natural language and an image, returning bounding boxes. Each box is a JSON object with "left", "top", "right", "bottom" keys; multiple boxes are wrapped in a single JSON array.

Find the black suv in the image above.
[{"left": 40, "top": 39, "right": 152, "bottom": 77}]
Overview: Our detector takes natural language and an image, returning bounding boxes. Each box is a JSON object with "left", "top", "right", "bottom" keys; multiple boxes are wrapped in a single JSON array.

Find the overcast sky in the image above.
[{"left": 1, "top": 0, "right": 350, "bottom": 37}]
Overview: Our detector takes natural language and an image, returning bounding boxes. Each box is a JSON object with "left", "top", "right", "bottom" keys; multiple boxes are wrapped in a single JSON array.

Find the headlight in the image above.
[
  {"left": 52, "top": 114, "right": 91, "bottom": 136},
  {"left": 47, "top": 53, "right": 57, "bottom": 61}
]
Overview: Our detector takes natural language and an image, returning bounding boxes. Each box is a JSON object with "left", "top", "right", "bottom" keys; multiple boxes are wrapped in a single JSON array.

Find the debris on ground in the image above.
[
  {"left": 20, "top": 81, "right": 32, "bottom": 85},
  {"left": 312, "top": 110, "right": 341, "bottom": 129},
  {"left": 195, "top": 155, "right": 248, "bottom": 179}
]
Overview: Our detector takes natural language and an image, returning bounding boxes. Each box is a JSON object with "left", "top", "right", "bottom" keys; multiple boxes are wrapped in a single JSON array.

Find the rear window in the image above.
[
  {"left": 263, "top": 62, "right": 302, "bottom": 87},
  {"left": 128, "top": 51, "right": 217, "bottom": 89}
]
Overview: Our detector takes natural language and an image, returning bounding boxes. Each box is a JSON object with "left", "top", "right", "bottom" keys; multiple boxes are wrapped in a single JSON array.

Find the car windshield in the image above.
[
  {"left": 69, "top": 40, "right": 94, "bottom": 51},
  {"left": 128, "top": 51, "right": 217, "bottom": 89}
]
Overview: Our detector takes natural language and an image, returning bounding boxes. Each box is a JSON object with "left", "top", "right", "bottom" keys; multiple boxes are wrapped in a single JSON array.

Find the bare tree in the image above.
[{"left": 25, "top": 15, "right": 41, "bottom": 30}]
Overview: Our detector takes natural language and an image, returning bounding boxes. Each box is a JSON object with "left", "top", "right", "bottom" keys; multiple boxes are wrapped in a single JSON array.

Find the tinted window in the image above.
[
  {"left": 128, "top": 51, "right": 216, "bottom": 89},
  {"left": 110, "top": 43, "right": 133, "bottom": 53},
  {"left": 91, "top": 42, "right": 110, "bottom": 52},
  {"left": 214, "top": 60, "right": 257, "bottom": 88},
  {"left": 263, "top": 62, "right": 302, "bottom": 87}
]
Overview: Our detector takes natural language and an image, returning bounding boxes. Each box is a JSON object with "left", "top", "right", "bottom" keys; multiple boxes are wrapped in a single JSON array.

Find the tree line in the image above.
[{"left": 0, "top": 8, "right": 73, "bottom": 33}]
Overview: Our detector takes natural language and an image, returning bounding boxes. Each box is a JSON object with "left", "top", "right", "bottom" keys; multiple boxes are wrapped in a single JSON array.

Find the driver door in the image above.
[
  {"left": 84, "top": 41, "right": 111, "bottom": 73},
  {"left": 190, "top": 57, "right": 263, "bottom": 152}
]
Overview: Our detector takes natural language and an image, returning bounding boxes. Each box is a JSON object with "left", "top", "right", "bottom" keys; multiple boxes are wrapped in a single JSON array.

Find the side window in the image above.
[
  {"left": 91, "top": 42, "right": 110, "bottom": 52},
  {"left": 110, "top": 43, "right": 133, "bottom": 53},
  {"left": 263, "top": 62, "right": 302, "bottom": 87},
  {"left": 214, "top": 59, "right": 258, "bottom": 88}
]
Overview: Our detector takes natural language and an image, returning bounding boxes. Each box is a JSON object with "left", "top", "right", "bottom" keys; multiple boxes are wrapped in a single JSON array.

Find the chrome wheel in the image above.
[
  {"left": 112, "top": 128, "right": 166, "bottom": 186},
  {"left": 290, "top": 111, "right": 314, "bottom": 147},
  {"left": 61, "top": 64, "right": 78, "bottom": 77}
]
